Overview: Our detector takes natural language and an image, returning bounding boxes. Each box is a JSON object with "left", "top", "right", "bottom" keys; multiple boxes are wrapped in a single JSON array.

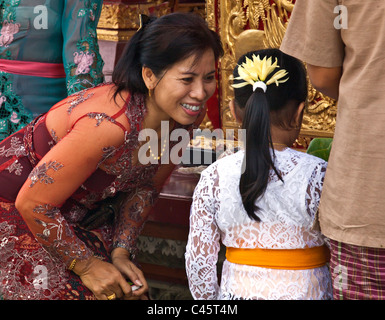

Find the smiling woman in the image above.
[
  {"left": 141, "top": 49, "right": 217, "bottom": 126},
  {"left": 113, "top": 13, "right": 223, "bottom": 128},
  {"left": 0, "top": 12, "right": 223, "bottom": 300}
]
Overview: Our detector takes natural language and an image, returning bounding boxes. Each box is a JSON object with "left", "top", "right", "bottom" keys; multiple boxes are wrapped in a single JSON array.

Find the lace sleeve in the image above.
[
  {"left": 112, "top": 163, "right": 177, "bottom": 258},
  {"left": 15, "top": 116, "right": 126, "bottom": 267},
  {"left": 305, "top": 160, "right": 328, "bottom": 221},
  {"left": 112, "top": 186, "right": 159, "bottom": 259},
  {"left": 62, "top": 0, "right": 104, "bottom": 94},
  {"left": 185, "top": 165, "right": 221, "bottom": 300}
]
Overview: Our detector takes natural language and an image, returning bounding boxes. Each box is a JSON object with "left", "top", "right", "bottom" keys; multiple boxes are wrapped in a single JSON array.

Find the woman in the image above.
[
  {"left": 0, "top": 0, "right": 104, "bottom": 141},
  {"left": 0, "top": 12, "right": 223, "bottom": 300}
]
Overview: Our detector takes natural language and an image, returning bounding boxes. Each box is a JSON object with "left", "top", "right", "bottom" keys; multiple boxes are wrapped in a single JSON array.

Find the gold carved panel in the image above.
[
  {"left": 206, "top": 0, "right": 336, "bottom": 147},
  {"left": 97, "top": 1, "right": 171, "bottom": 41}
]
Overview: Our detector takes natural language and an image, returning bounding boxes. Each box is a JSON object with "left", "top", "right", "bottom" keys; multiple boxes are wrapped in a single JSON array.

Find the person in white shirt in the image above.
[{"left": 185, "top": 48, "right": 332, "bottom": 300}]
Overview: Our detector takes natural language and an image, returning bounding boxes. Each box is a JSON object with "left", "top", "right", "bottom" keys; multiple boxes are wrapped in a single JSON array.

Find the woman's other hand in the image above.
[{"left": 111, "top": 247, "right": 149, "bottom": 300}]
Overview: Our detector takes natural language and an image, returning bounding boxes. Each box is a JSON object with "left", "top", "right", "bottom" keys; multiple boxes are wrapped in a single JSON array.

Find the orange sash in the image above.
[{"left": 226, "top": 245, "right": 330, "bottom": 270}]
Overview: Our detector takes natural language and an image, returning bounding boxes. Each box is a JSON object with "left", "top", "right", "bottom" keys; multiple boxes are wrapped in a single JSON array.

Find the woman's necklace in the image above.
[
  {"left": 142, "top": 115, "right": 174, "bottom": 161},
  {"left": 148, "top": 136, "right": 167, "bottom": 160}
]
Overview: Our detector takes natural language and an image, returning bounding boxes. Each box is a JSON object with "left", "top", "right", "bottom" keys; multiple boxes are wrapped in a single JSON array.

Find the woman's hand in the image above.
[
  {"left": 111, "top": 247, "right": 149, "bottom": 300},
  {"left": 72, "top": 256, "right": 134, "bottom": 300}
]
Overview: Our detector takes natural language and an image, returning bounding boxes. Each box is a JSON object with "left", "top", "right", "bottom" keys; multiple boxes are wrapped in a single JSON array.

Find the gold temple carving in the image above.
[
  {"left": 97, "top": 1, "right": 172, "bottom": 42},
  {"left": 206, "top": 0, "right": 336, "bottom": 147}
]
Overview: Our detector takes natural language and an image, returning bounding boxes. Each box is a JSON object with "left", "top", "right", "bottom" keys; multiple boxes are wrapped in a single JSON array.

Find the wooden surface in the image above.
[{"left": 139, "top": 169, "right": 201, "bottom": 287}]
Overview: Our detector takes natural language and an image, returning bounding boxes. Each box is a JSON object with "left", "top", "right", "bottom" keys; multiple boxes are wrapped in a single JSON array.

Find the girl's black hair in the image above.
[
  {"left": 112, "top": 12, "right": 223, "bottom": 99},
  {"left": 233, "top": 48, "right": 308, "bottom": 221}
]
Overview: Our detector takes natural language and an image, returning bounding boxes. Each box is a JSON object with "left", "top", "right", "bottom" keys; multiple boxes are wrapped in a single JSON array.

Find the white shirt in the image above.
[{"left": 185, "top": 148, "right": 332, "bottom": 300}]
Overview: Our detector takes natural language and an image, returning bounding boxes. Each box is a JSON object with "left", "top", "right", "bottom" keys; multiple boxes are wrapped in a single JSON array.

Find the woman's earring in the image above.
[{"left": 148, "top": 88, "right": 153, "bottom": 98}]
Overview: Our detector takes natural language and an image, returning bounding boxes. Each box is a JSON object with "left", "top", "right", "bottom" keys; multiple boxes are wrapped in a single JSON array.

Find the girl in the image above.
[{"left": 185, "top": 49, "right": 332, "bottom": 300}]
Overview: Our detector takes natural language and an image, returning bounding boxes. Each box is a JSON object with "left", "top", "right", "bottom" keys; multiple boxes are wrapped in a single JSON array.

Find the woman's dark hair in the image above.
[
  {"left": 112, "top": 12, "right": 223, "bottom": 98},
  {"left": 233, "top": 48, "right": 308, "bottom": 221}
]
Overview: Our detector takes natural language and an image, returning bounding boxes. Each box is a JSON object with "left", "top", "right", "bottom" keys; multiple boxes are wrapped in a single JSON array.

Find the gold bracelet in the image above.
[{"left": 68, "top": 258, "right": 77, "bottom": 271}]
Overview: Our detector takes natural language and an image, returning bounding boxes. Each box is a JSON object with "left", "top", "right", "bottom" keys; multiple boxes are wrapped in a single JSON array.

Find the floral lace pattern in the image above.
[
  {"left": 28, "top": 161, "right": 64, "bottom": 187},
  {"left": 0, "top": 220, "right": 67, "bottom": 300},
  {"left": 0, "top": 72, "right": 34, "bottom": 141},
  {"left": 0, "top": 135, "right": 26, "bottom": 157},
  {"left": 0, "top": 21, "right": 20, "bottom": 47},
  {"left": 185, "top": 148, "right": 332, "bottom": 300},
  {"left": 66, "top": 0, "right": 104, "bottom": 95},
  {"left": 67, "top": 90, "right": 95, "bottom": 114}
]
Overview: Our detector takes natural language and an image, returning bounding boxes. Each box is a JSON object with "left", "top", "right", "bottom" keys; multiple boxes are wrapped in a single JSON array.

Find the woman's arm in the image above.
[
  {"left": 110, "top": 161, "right": 177, "bottom": 298},
  {"left": 111, "top": 112, "right": 207, "bottom": 298},
  {"left": 15, "top": 115, "right": 133, "bottom": 299}
]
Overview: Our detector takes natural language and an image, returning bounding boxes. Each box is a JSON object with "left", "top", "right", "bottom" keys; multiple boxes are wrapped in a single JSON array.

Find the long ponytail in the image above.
[
  {"left": 239, "top": 89, "right": 282, "bottom": 221},
  {"left": 233, "top": 49, "right": 307, "bottom": 222}
]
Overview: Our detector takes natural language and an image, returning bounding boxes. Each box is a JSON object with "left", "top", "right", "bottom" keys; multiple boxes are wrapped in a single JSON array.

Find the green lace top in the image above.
[{"left": 0, "top": 0, "right": 104, "bottom": 140}]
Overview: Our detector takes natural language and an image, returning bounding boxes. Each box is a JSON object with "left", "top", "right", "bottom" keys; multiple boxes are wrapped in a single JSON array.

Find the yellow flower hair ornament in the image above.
[{"left": 231, "top": 54, "right": 289, "bottom": 93}]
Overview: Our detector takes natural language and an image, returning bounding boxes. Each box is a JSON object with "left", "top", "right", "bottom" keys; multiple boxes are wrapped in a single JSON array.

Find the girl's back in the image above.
[
  {"left": 215, "top": 148, "right": 326, "bottom": 249},
  {"left": 186, "top": 148, "right": 332, "bottom": 300}
]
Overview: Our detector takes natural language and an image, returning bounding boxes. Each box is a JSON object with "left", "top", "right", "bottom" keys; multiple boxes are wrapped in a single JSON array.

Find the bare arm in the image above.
[{"left": 307, "top": 64, "right": 342, "bottom": 100}]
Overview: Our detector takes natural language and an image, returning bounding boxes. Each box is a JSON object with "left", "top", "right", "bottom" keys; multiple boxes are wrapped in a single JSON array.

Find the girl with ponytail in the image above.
[{"left": 186, "top": 48, "right": 332, "bottom": 300}]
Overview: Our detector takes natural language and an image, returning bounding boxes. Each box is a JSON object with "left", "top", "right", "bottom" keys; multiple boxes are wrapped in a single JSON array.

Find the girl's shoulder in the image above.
[
  {"left": 278, "top": 147, "right": 327, "bottom": 167},
  {"left": 215, "top": 148, "right": 244, "bottom": 167},
  {"left": 276, "top": 148, "right": 328, "bottom": 185},
  {"left": 201, "top": 149, "right": 244, "bottom": 179}
]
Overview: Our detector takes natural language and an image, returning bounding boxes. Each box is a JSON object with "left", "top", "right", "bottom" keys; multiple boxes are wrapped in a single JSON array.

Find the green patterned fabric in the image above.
[{"left": 0, "top": 0, "right": 104, "bottom": 141}]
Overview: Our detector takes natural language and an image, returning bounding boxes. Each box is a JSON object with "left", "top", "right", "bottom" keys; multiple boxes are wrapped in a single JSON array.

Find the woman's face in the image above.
[{"left": 146, "top": 49, "right": 217, "bottom": 126}]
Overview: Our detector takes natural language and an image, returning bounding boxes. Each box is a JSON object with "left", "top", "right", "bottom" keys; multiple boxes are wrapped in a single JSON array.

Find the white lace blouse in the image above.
[{"left": 185, "top": 148, "right": 332, "bottom": 300}]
